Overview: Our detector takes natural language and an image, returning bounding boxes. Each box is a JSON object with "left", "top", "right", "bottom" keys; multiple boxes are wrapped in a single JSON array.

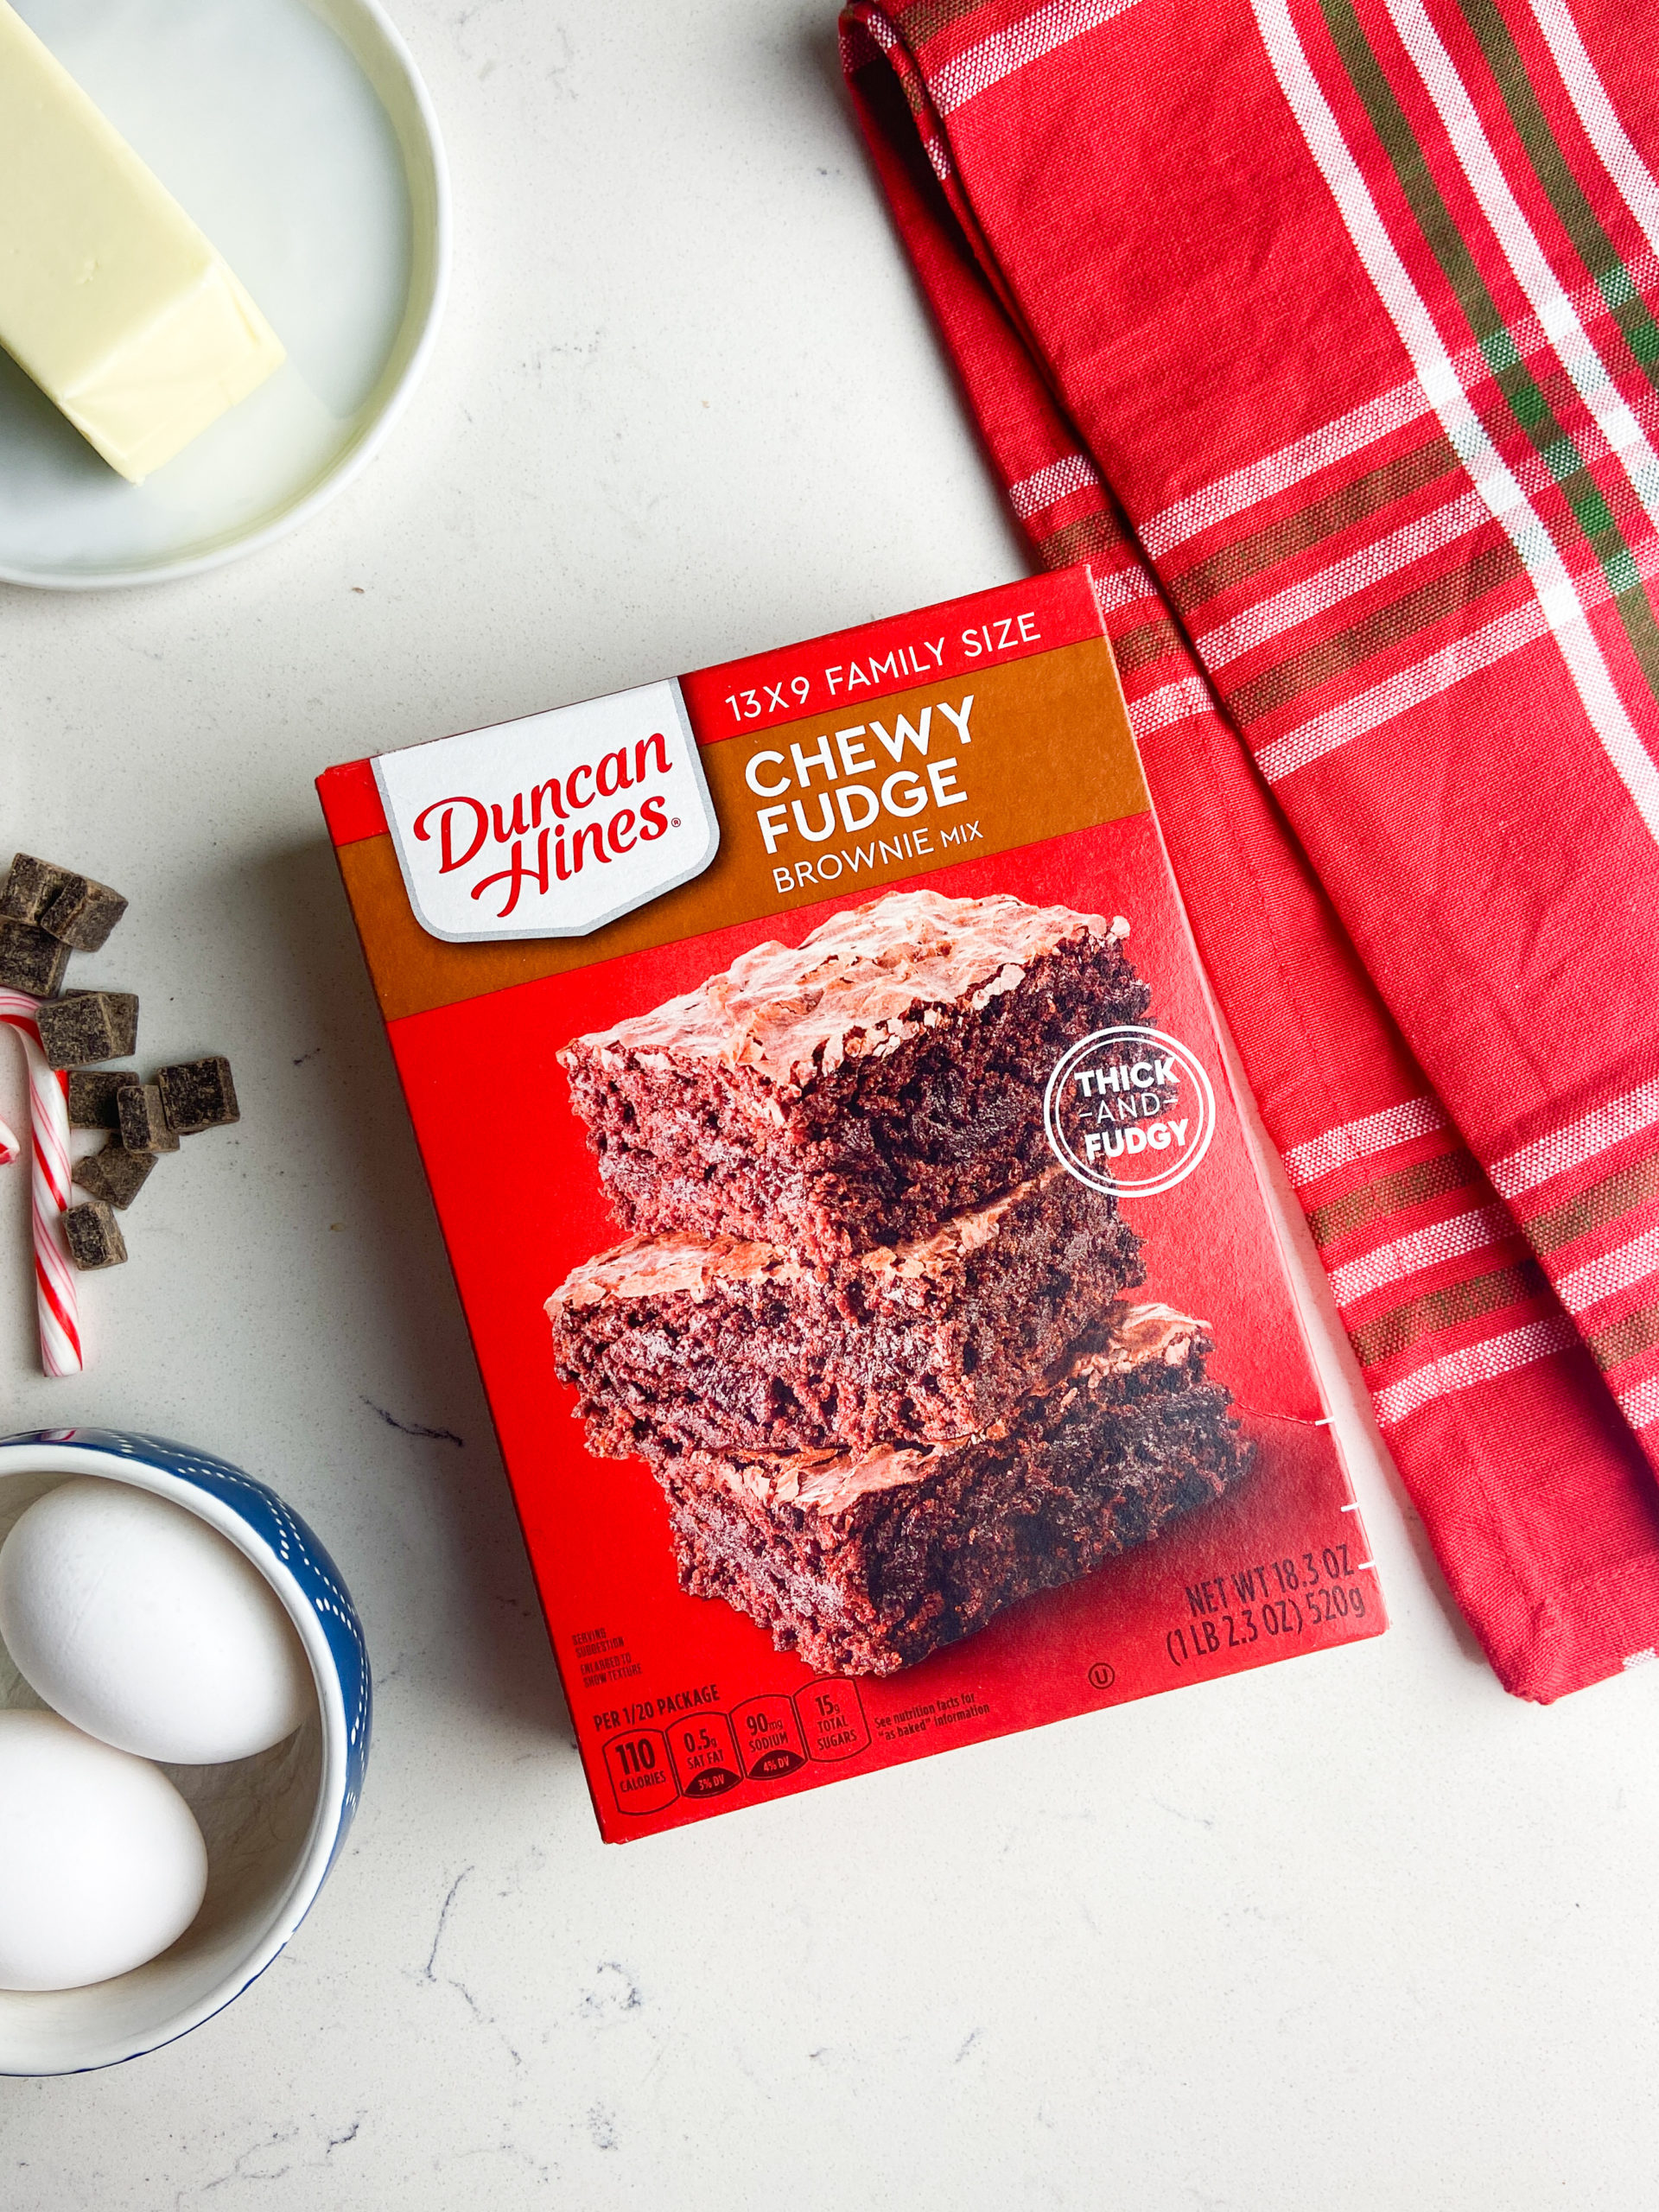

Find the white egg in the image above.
[
  {"left": 0, "top": 1709, "right": 208, "bottom": 1990},
  {"left": 0, "top": 1478, "right": 313, "bottom": 1764}
]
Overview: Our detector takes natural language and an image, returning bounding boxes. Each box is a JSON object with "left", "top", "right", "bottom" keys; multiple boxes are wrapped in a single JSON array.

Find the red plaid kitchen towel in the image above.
[{"left": 841, "top": 0, "right": 1659, "bottom": 1699}]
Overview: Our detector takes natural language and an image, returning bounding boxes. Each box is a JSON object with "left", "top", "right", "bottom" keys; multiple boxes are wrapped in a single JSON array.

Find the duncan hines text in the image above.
[{"left": 373, "top": 680, "right": 721, "bottom": 943}]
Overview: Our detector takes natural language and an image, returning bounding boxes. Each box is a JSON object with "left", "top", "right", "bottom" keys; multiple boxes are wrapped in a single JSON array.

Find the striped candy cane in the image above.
[{"left": 0, "top": 990, "right": 83, "bottom": 1376}]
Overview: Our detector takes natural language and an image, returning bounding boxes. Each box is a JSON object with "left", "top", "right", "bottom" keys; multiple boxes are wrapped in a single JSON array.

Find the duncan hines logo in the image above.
[{"left": 374, "top": 681, "right": 720, "bottom": 943}]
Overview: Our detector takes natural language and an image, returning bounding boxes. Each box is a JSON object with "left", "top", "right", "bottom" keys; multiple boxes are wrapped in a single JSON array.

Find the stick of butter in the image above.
[{"left": 0, "top": 1, "right": 285, "bottom": 484}]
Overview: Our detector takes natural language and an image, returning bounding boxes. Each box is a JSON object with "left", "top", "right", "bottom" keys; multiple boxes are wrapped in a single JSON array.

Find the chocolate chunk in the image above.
[
  {"left": 67, "top": 1068, "right": 142, "bottom": 1130},
  {"left": 1, "top": 854, "right": 74, "bottom": 926},
  {"left": 62, "top": 1199, "right": 128, "bottom": 1270},
  {"left": 37, "top": 872, "right": 129, "bottom": 953},
  {"left": 157, "top": 1056, "right": 239, "bottom": 1135},
  {"left": 73, "top": 1143, "right": 157, "bottom": 1211},
  {"left": 118, "top": 1083, "right": 180, "bottom": 1154},
  {"left": 0, "top": 918, "right": 71, "bottom": 998},
  {"left": 35, "top": 990, "right": 138, "bottom": 1068}
]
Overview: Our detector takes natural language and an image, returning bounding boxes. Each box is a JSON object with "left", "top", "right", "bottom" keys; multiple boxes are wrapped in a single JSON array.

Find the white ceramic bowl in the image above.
[{"left": 0, "top": 1430, "right": 370, "bottom": 2075}]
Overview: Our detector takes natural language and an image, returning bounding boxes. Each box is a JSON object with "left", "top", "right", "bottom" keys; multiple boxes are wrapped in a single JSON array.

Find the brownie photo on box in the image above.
[
  {"left": 559, "top": 887, "right": 1147, "bottom": 1264},
  {"left": 657, "top": 1306, "right": 1252, "bottom": 1677},
  {"left": 548, "top": 1166, "right": 1143, "bottom": 1459},
  {"left": 552, "top": 885, "right": 1251, "bottom": 1676}
]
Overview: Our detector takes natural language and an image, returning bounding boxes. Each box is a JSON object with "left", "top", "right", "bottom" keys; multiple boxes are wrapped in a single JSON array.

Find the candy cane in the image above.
[{"left": 0, "top": 990, "right": 83, "bottom": 1376}]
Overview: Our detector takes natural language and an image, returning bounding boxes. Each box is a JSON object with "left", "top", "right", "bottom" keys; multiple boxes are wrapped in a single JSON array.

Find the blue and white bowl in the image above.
[{"left": 0, "top": 1429, "right": 370, "bottom": 2075}]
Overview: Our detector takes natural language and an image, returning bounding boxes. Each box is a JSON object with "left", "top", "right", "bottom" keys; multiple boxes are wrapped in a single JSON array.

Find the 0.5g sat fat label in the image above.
[{"left": 1044, "top": 1025, "right": 1216, "bottom": 1197}]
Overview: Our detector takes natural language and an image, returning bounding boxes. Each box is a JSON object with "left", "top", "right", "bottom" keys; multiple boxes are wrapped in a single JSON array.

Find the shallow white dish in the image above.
[{"left": 0, "top": 0, "right": 448, "bottom": 590}]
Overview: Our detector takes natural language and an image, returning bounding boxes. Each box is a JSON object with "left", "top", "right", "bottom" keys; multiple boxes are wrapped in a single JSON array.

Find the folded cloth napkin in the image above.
[{"left": 841, "top": 0, "right": 1659, "bottom": 1699}]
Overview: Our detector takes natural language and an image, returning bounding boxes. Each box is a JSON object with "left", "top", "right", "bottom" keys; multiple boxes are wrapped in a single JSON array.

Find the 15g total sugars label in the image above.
[{"left": 1045, "top": 1025, "right": 1216, "bottom": 1198}]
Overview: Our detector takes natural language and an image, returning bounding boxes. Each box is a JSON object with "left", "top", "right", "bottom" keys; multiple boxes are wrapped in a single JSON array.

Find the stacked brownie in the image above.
[{"left": 550, "top": 887, "right": 1251, "bottom": 1675}]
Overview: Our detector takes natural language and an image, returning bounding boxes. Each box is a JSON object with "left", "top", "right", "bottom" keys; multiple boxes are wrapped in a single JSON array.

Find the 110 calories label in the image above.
[{"left": 601, "top": 1681, "right": 871, "bottom": 1817}]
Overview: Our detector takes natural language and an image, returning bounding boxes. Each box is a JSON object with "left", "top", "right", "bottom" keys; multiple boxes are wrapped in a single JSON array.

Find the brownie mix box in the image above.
[{"left": 318, "top": 565, "right": 1386, "bottom": 1841}]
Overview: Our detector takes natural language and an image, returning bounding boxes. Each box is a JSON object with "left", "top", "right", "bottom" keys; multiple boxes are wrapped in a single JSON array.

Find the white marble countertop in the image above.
[{"left": 3, "top": 3, "right": 1656, "bottom": 2203}]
